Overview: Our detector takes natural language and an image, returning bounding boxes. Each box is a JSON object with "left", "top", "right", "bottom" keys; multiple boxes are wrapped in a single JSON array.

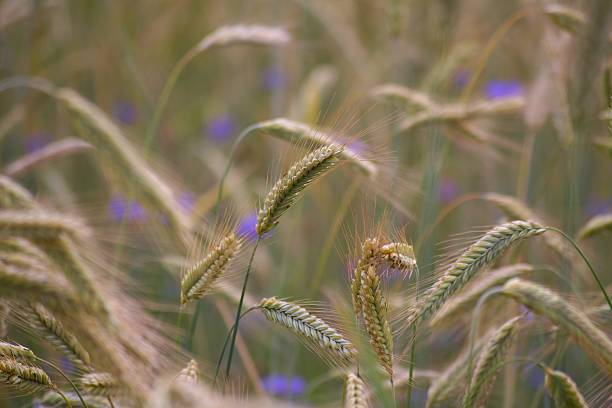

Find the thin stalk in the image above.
[
  {"left": 146, "top": 48, "right": 199, "bottom": 150},
  {"left": 57, "top": 390, "right": 73, "bottom": 408},
  {"left": 36, "top": 356, "right": 88, "bottom": 408},
  {"left": 406, "top": 264, "right": 420, "bottom": 408},
  {"left": 224, "top": 236, "right": 261, "bottom": 379},
  {"left": 107, "top": 396, "right": 116, "bottom": 408},
  {"left": 185, "top": 304, "right": 199, "bottom": 351},
  {"left": 545, "top": 227, "right": 612, "bottom": 310},
  {"left": 310, "top": 179, "right": 360, "bottom": 295}
]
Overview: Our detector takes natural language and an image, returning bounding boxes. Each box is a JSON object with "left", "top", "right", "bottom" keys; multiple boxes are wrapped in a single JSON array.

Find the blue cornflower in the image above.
[
  {"left": 237, "top": 212, "right": 258, "bottom": 241},
  {"left": 25, "top": 132, "right": 50, "bottom": 153},
  {"left": 261, "top": 374, "right": 306, "bottom": 397},
  {"left": 113, "top": 101, "right": 138, "bottom": 125},
  {"left": 205, "top": 114, "right": 236, "bottom": 142},
  {"left": 438, "top": 178, "right": 460, "bottom": 205},
  {"left": 485, "top": 80, "right": 523, "bottom": 100},
  {"left": 262, "top": 66, "right": 286, "bottom": 91}
]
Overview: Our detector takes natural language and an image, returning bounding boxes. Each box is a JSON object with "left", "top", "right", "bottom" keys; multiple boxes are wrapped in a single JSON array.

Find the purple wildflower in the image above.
[
  {"left": 205, "top": 114, "right": 236, "bottom": 142},
  {"left": 108, "top": 196, "right": 128, "bottom": 222},
  {"left": 237, "top": 212, "right": 258, "bottom": 241},
  {"left": 261, "top": 374, "right": 306, "bottom": 397},
  {"left": 25, "top": 132, "right": 50, "bottom": 153},
  {"left": 585, "top": 197, "right": 612, "bottom": 218},
  {"left": 485, "top": 80, "right": 523, "bottom": 100},
  {"left": 113, "top": 101, "right": 138, "bottom": 125},
  {"left": 523, "top": 364, "right": 544, "bottom": 390},
  {"left": 178, "top": 191, "right": 196, "bottom": 213},
  {"left": 438, "top": 178, "right": 460, "bottom": 205},
  {"left": 453, "top": 69, "right": 470, "bottom": 89},
  {"left": 262, "top": 66, "right": 286, "bottom": 91},
  {"left": 128, "top": 201, "right": 147, "bottom": 222}
]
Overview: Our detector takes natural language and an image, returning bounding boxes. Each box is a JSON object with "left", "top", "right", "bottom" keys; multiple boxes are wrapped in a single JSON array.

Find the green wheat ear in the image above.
[{"left": 256, "top": 144, "right": 344, "bottom": 236}]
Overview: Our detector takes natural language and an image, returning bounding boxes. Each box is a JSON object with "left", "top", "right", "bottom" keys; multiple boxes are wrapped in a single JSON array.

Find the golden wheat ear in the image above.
[
  {"left": 344, "top": 373, "right": 369, "bottom": 408},
  {"left": 542, "top": 365, "right": 589, "bottom": 408}
]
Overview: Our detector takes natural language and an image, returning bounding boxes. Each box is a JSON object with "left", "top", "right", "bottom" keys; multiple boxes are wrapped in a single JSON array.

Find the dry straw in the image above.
[
  {"left": 406, "top": 220, "right": 545, "bottom": 327},
  {"left": 256, "top": 144, "right": 345, "bottom": 236},
  {"left": 502, "top": 278, "right": 612, "bottom": 375},
  {"left": 431, "top": 264, "right": 533, "bottom": 326},
  {"left": 462, "top": 316, "right": 522, "bottom": 407},
  {"left": 542, "top": 365, "right": 588, "bottom": 408},
  {"left": 359, "top": 265, "right": 394, "bottom": 377},
  {"left": 258, "top": 297, "right": 357, "bottom": 363},
  {"left": 577, "top": 213, "right": 612, "bottom": 240},
  {"left": 37, "top": 390, "right": 110, "bottom": 408},
  {"left": 344, "top": 373, "right": 368, "bottom": 408},
  {"left": 180, "top": 233, "right": 241, "bottom": 306}
]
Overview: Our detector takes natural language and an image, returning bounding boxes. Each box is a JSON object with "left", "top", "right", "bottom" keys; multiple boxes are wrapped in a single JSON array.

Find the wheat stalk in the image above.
[
  {"left": 344, "top": 373, "right": 368, "bottom": 408},
  {"left": 258, "top": 297, "right": 357, "bottom": 363},
  {"left": 359, "top": 265, "right": 394, "bottom": 377},
  {"left": 0, "top": 301, "right": 8, "bottom": 337},
  {"left": 407, "top": 220, "right": 545, "bottom": 327},
  {"left": 430, "top": 264, "right": 533, "bottom": 326},
  {"left": 542, "top": 365, "right": 588, "bottom": 408},
  {"left": 180, "top": 233, "right": 241, "bottom": 306},
  {"left": 502, "top": 278, "right": 612, "bottom": 375},
  {"left": 462, "top": 316, "right": 522, "bottom": 407},
  {"left": 256, "top": 144, "right": 344, "bottom": 235}
]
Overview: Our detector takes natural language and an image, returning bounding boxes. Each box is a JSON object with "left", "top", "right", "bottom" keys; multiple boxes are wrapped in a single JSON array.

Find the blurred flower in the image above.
[
  {"left": 113, "top": 101, "right": 138, "bottom": 125},
  {"left": 519, "top": 305, "right": 535, "bottom": 322},
  {"left": 108, "top": 195, "right": 147, "bottom": 223},
  {"left": 108, "top": 195, "right": 127, "bottom": 222},
  {"left": 485, "top": 80, "right": 523, "bottom": 100},
  {"left": 25, "top": 132, "right": 50, "bottom": 153},
  {"left": 205, "top": 114, "right": 236, "bottom": 142},
  {"left": 585, "top": 197, "right": 612, "bottom": 218},
  {"left": 411, "top": 387, "right": 428, "bottom": 406},
  {"left": 453, "top": 69, "right": 470, "bottom": 89},
  {"left": 347, "top": 139, "right": 366, "bottom": 155},
  {"left": 261, "top": 374, "right": 306, "bottom": 397},
  {"left": 178, "top": 191, "right": 195, "bottom": 213},
  {"left": 129, "top": 201, "right": 147, "bottom": 222},
  {"left": 60, "top": 356, "right": 74, "bottom": 373},
  {"left": 262, "top": 66, "right": 286, "bottom": 91},
  {"left": 523, "top": 364, "right": 544, "bottom": 390},
  {"left": 438, "top": 178, "right": 460, "bottom": 204},
  {"left": 237, "top": 212, "right": 258, "bottom": 241}
]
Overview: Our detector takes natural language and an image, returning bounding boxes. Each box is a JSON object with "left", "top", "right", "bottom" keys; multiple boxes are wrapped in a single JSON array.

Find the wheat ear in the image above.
[
  {"left": 180, "top": 233, "right": 241, "bottom": 306},
  {"left": 256, "top": 144, "right": 344, "bottom": 236},
  {"left": 79, "top": 372, "right": 118, "bottom": 397},
  {"left": 379, "top": 242, "right": 417, "bottom": 273},
  {"left": 351, "top": 238, "right": 382, "bottom": 315},
  {"left": 176, "top": 359, "right": 200, "bottom": 384},
  {"left": 0, "top": 210, "right": 89, "bottom": 240},
  {"left": 0, "top": 175, "right": 35, "bottom": 209},
  {"left": 37, "top": 390, "right": 111, "bottom": 408},
  {"left": 0, "top": 341, "right": 36, "bottom": 361},
  {"left": 26, "top": 302, "right": 92, "bottom": 371},
  {"left": 344, "top": 373, "right": 368, "bottom": 408},
  {"left": 259, "top": 297, "right": 357, "bottom": 363},
  {"left": 501, "top": 278, "right": 612, "bottom": 375},
  {"left": 430, "top": 264, "right": 533, "bottom": 326},
  {"left": 0, "top": 358, "right": 55, "bottom": 393},
  {"left": 359, "top": 265, "right": 394, "bottom": 377},
  {"left": 407, "top": 220, "right": 544, "bottom": 327},
  {"left": 577, "top": 213, "right": 612, "bottom": 240},
  {"left": 542, "top": 365, "right": 588, "bottom": 408},
  {"left": 462, "top": 316, "right": 522, "bottom": 407}
]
